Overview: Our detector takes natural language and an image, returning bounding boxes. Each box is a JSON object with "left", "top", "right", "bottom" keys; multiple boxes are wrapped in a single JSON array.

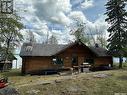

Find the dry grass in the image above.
[{"left": 0, "top": 65, "right": 127, "bottom": 95}]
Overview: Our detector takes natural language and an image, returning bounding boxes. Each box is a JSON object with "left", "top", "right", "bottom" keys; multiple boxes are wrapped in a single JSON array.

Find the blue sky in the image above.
[
  {"left": 71, "top": 0, "right": 107, "bottom": 22},
  {"left": 83, "top": 0, "right": 107, "bottom": 21},
  {"left": 14, "top": 0, "right": 110, "bottom": 44}
]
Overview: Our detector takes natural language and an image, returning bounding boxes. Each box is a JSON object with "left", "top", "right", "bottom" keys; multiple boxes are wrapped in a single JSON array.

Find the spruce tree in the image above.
[{"left": 105, "top": 0, "right": 127, "bottom": 68}]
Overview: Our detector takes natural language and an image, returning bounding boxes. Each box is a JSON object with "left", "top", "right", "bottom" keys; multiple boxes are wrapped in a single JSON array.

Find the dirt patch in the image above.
[
  {"left": 93, "top": 73, "right": 112, "bottom": 78},
  {"left": 0, "top": 87, "right": 19, "bottom": 95},
  {"left": 26, "top": 89, "right": 40, "bottom": 95}
]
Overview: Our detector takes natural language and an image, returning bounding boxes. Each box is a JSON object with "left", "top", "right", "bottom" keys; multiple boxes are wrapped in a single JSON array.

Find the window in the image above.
[
  {"left": 85, "top": 58, "right": 94, "bottom": 64},
  {"left": 52, "top": 58, "right": 57, "bottom": 64},
  {"left": 72, "top": 57, "right": 78, "bottom": 64},
  {"left": 72, "top": 54, "right": 78, "bottom": 66},
  {"left": 52, "top": 57, "right": 63, "bottom": 65},
  {"left": 25, "top": 46, "right": 33, "bottom": 52}
]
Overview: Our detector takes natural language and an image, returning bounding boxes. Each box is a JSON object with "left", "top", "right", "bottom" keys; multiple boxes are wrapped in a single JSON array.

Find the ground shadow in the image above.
[
  {"left": 117, "top": 75, "right": 127, "bottom": 80},
  {"left": 0, "top": 69, "right": 22, "bottom": 77}
]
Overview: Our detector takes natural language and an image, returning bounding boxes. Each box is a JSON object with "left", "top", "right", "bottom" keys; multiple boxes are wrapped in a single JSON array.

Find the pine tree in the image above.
[{"left": 105, "top": 0, "right": 127, "bottom": 68}]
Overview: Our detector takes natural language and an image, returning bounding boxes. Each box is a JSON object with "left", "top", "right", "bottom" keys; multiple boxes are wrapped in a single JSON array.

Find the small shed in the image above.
[{"left": 0, "top": 53, "right": 17, "bottom": 71}]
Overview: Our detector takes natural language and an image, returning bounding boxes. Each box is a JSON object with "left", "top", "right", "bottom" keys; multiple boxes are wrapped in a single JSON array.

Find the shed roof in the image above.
[
  {"left": 89, "top": 46, "right": 110, "bottom": 57},
  {"left": 20, "top": 43, "right": 69, "bottom": 56},
  {"left": 20, "top": 42, "right": 111, "bottom": 57}
]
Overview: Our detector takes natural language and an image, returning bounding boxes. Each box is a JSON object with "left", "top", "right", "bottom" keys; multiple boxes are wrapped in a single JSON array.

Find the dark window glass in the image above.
[
  {"left": 85, "top": 58, "right": 94, "bottom": 64},
  {"left": 72, "top": 56, "right": 78, "bottom": 65},
  {"left": 52, "top": 57, "right": 63, "bottom": 65}
]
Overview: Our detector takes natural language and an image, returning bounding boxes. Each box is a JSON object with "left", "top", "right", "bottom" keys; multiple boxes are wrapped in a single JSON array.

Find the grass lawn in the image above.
[{"left": 0, "top": 64, "right": 127, "bottom": 95}]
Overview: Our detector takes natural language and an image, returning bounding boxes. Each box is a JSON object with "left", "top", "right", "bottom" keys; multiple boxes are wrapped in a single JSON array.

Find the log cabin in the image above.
[{"left": 20, "top": 41, "right": 113, "bottom": 74}]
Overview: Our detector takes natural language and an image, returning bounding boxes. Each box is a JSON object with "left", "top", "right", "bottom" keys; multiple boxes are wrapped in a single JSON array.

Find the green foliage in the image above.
[
  {"left": 122, "top": 48, "right": 127, "bottom": 57},
  {"left": 0, "top": 13, "right": 24, "bottom": 67},
  {"left": 96, "top": 36, "right": 107, "bottom": 49},
  {"left": 0, "top": 47, "right": 16, "bottom": 60},
  {"left": 105, "top": 0, "right": 127, "bottom": 68},
  {"left": 0, "top": 15, "right": 23, "bottom": 43},
  {"left": 73, "top": 23, "right": 84, "bottom": 41},
  {"left": 73, "top": 22, "right": 91, "bottom": 45},
  {"left": 105, "top": 0, "right": 127, "bottom": 56}
]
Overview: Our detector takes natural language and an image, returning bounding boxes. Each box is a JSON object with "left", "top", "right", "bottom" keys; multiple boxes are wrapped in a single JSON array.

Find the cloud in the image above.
[
  {"left": 68, "top": 11, "right": 108, "bottom": 37},
  {"left": 69, "top": 11, "right": 92, "bottom": 33},
  {"left": 81, "top": 0, "right": 94, "bottom": 9},
  {"left": 51, "top": 29, "right": 74, "bottom": 44},
  {"left": 94, "top": 15, "right": 109, "bottom": 38},
  {"left": 33, "top": 0, "right": 72, "bottom": 26},
  {"left": 69, "top": 11, "right": 88, "bottom": 23},
  {"left": 15, "top": 0, "right": 108, "bottom": 44},
  {"left": 14, "top": 0, "right": 51, "bottom": 42}
]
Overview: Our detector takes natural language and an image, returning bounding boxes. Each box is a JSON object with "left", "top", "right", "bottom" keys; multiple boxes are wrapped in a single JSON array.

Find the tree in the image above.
[
  {"left": 48, "top": 35, "right": 58, "bottom": 44},
  {"left": 0, "top": 13, "right": 24, "bottom": 70},
  {"left": 71, "top": 22, "right": 88, "bottom": 43},
  {"left": 95, "top": 27, "right": 107, "bottom": 49},
  {"left": 96, "top": 36, "right": 107, "bottom": 48},
  {"left": 105, "top": 0, "right": 127, "bottom": 68},
  {"left": 27, "top": 31, "right": 36, "bottom": 43},
  {"left": 86, "top": 27, "right": 96, "bottom": 46}
]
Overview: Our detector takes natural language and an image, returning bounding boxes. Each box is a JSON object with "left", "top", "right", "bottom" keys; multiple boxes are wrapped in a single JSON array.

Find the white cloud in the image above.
[
  {"left": 15, "top": 0, "right": 108, "bottom": 44},
  {"left": 68, "top": 11, "right": 108, "bottom": 37},
  {"left": 51, "top": 29, "right": 74, "bottom": 44},
  {"left": 33, "top": 0, "right": 72, "bottom": 26},
  {"left": 94, "top": 15, "right": 109, "bottom": 38},
  {"left": 69, "top": 11, "right": 88, "bottom": 23},
  {"left": 14, "top": 0, "right": 52, "bottom": 42},
  {"left": 81, "top": 0, "right": 94, "bottom": 9}
]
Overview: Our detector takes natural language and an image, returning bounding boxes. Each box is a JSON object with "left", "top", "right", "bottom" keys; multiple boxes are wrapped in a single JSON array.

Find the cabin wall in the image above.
[
  {"left": 94, "top": 57, "right": 113, "bottom": 67},
  {"left": 57, "top": 44, "right": 95, "bottom": 67},
  {"left": 22, "top": 56, "right": 55, "bottom": 74}
]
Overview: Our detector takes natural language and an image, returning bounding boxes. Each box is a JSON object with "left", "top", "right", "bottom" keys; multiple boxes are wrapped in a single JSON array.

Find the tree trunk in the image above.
[
  {"left": 119, "top": 56, "right": 123, "bottom": 69},
  {"left": 3, "top": 40, "right": 10, "bottom": 71}
]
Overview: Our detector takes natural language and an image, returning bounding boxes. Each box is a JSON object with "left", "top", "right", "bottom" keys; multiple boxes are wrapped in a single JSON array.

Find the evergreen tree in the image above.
[{"left": 105, "top": 0, "right": 127, "bottom": 68}]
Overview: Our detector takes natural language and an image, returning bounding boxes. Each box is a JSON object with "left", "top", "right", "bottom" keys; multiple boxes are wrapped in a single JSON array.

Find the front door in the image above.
[{"left": 71, "top": 55, "right": 78, "bottom": 67}]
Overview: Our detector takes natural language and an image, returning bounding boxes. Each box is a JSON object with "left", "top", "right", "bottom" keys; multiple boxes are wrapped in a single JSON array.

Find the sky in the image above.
[{"left": 14, "top": 0, "right": 109, "bottom": 44}]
